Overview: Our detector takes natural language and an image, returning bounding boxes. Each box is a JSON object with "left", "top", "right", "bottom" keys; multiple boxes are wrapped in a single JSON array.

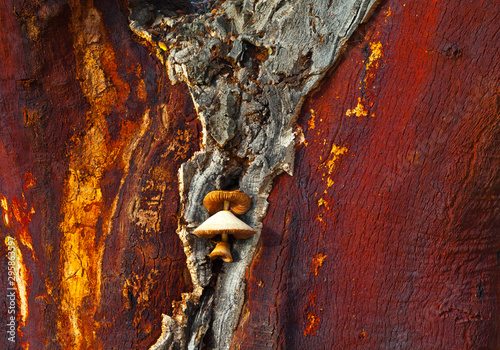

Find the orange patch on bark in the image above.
[
  {"left": 23, "top": 172, "right": 36, "bottom": 191},
  {"left": 311, "top": 253, "right": 327, "bottom": 276},
  {"left": 11, "top": 196, "right": 35, "bottom": 253},
  {"left": 303, "top": 310, "right": 320, "bottom": 336},
  {"left": 308, "top": 109, "right": 316, "bottom": 130}
]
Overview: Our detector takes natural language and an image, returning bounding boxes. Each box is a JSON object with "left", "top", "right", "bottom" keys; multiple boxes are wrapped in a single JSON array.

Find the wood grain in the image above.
[
  {"left": 232, "top": 0, "right": 500, "bottom": 348},
  {"left": 0, "top": 1, "right": 198, "bottom": 348},
  {"left": 0, "top": 0, "right": 498, "bottom": 349}
]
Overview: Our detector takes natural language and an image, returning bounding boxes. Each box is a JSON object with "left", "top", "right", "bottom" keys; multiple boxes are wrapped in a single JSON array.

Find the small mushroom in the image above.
[
  {"left": 193, "top": 190, "right": 256, "bottom": 262},
  {"left": 202, "top": 190, "right": 252, "bottom": 215},
  {"left": 208, "top": 241, "right": 232, "bottom": 262}
]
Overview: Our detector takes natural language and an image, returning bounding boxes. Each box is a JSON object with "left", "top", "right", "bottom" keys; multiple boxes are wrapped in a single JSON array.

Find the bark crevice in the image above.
[{"left": 128, "top": 0, "right": 379, "bottom": 348}]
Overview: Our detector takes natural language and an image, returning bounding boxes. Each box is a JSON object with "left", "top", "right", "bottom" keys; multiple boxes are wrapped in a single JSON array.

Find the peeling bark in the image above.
[
  {"left": 127, "top": 0, "right": 378, "bottom": 348},
  {"left": 0, "top": 1, "right": 197, "bottom": 348},
  {"left": 0, "top": 0, "right": 498, "bottom": 349}
]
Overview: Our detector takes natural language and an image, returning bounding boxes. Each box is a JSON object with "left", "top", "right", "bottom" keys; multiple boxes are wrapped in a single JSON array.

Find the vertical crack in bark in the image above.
[{"left": 128, "top": 0, "right": 379, "bottom": 348}]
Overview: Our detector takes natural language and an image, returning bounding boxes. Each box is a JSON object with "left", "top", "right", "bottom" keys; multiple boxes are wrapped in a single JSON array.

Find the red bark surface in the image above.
[
  {"left": 0, "top": 0, "right": 197, "bottom": 349},
  {"left": 0, "top": 0, "right": 498, "bottom": 349},
  {"left": 232, "top": 0, "right": 499, "bottom": 349}
]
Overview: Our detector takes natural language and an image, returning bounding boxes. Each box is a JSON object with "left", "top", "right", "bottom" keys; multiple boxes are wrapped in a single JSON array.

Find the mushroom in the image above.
[
  {"left": 193, "top": 190, "right": 256, "bottom": 262},
  {"left": 202, "top": 190, "right": 252, "bottom": 215}
]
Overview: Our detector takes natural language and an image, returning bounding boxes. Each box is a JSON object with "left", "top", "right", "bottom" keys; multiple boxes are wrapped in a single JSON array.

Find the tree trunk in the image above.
[{"left": 0, "top": 0, "right": 498, "bottom": 349}]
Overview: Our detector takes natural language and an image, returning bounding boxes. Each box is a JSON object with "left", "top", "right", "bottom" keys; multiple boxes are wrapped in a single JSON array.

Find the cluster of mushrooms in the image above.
[{"left": 193, "top": 190, "right": 256, "bottom": 263}]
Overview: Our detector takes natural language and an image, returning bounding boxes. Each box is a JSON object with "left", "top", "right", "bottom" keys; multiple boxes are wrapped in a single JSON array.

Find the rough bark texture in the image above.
[
  {"left": 0, "top": 0, "right": 498, "bottom": 350},
  {"left": 0, "top": 1, "right": 197, "bottom": 349},
  {"left": 128, "top": 0, "right": 378, "bottom": 349},
  {"left": 232, "top": 1, "right": 500, "bottom": 349}
]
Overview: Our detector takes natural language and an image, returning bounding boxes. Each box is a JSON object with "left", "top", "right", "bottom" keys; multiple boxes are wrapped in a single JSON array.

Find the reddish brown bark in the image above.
[
  {"left": 0, "top": 1, "right": 197, "bottom": 349},
  {"left": 0, "top": 0, "right": 498, "bottom": 349},
  {"left": 232, "top": 0, "right": 499, "bottom": 349}
]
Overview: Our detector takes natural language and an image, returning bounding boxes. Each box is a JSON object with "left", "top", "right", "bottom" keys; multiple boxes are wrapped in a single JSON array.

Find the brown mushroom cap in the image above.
[
  {"left": 208, "top": 241, "right": 233, "bottom": 262},
  {"left": 193, "top": 210, "right": 256, "bottom": 239},
  {"left": 203, "top": 190, "right": 252, "bottom": 215}
]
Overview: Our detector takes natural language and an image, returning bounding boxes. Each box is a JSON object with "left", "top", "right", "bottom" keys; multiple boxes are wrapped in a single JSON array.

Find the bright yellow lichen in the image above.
[
  {"left": 311, "top": 253, "right": 327, "bottom": 276},
  {"left": 346, "top": 41, "right": 383, "bottom": 118},
  {"left": 326, "top": 178, "right": 335, "bottom": 188},
  {"left": 324, "top": 144, "right": 348, "bottom": 174},
  {"left": 346, "top": 97, "right": 368, "bottom": 117},
  {"left": 366, "top": 41, "right": 383, "bottom": 71},
  {"left": 317, "top": 198, "right": 329, "bottom": 210}
]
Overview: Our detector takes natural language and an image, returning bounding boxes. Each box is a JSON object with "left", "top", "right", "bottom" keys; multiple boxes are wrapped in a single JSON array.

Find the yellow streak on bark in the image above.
[
  {"left": 1, "top": 196, "right": 8, "bottom": 210},
  {"left": 4, "top": 237, "right": 29, "bottom": 328},
  {"left": 57, "top": 2, "right": 153, "bottom": 346},
  {"left": 59, "top": 122, "right": 107, "bottom": 349},
  {"left": 366, "top": 41, "right": 383, "bottom": 71},
  {"left": 57, "top": 3, "right": 126, "bottom": 348}
]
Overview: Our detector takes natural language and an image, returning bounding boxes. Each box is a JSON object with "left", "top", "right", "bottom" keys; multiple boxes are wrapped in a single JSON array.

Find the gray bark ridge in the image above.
[{"left": 129, "top": 0, "right": 379, "bottom": 348}]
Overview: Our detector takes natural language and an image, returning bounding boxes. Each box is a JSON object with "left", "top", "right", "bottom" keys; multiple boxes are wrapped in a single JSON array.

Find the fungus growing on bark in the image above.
[
  {"left": 194, "top": 190, "right": 256, "bottom": 262},
  {"left": 203, "top": 190, "right": 252, "bottom": 215}
]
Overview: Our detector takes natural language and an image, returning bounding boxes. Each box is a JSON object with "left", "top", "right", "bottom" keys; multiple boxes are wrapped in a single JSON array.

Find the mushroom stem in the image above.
[
  {"left": 221, "top": 232, "right": 229, "bottom": 243},
  {"left": 223, "top": 200, "right": 230, "bottom": 211}
]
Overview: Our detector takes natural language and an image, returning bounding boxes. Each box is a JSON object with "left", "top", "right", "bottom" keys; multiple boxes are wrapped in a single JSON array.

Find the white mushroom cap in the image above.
[{"left": 193, "top": 210, "right": 256, "bottom": 239}]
